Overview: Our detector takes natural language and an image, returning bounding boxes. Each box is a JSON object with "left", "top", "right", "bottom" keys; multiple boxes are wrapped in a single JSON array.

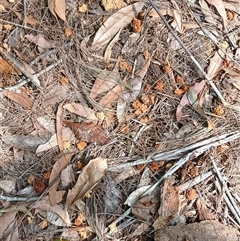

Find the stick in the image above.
[{"left": 148, "top": 0, "right": 227, "bottom": 105}]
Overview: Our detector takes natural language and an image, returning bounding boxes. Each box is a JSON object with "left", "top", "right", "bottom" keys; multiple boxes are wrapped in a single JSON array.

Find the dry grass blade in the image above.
[{"left": 91, "top": 2, "right": 144, "bottom": 51}]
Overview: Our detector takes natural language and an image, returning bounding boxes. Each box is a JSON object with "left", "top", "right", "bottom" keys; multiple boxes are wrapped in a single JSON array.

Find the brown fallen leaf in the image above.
[
  {"left": 91, "top": 2, "right": 144, "bottom": 51},
  {"left": 196, "top": 198, "right": 218, "bottom": 220},
  {"left": 206, "top": 0, "right": 227, "bottom": 28},
  {"left": 25, "top": 34, "right": 54, "bottom": 52},
  {"left": 49, "top": 153, "right": 72, "bottom": 206},
  {"left": 158, "top": 178, "right": 180, "bottom": 217},
  {"left": 63, "top": 121, "right": 110, "bottom": 145},
  {"left": 132, "top": 195, "right": 156, "bottom": 222},
  {"left": 2, "top": 90, "right": 33, "bottom": 109},
  {"left": 0, "top": 211, "right": 18, "bottom": 240},
  {"left": 48, "top": 0, "right": 66, "bottom": 21},
  {"left": 207, "top": 50, "right": 224, "bottom": 79},
  {"left": 65, "top": 157, "right": 107, "bottom": 209},
  {"left": 13, "top": 11, "right": 39, "bottom": 25},
  {"left": 90, "top": 69, "right": 120, "bottom": 100},
  {"left": 32, "top": 196, "right": 71, "bottom": 226},
  {"left": 63, "top": 102, "right": 98, "bottom": 121},
  {"left": 0, "top": 57, "right": 21, "bottom": 75}
]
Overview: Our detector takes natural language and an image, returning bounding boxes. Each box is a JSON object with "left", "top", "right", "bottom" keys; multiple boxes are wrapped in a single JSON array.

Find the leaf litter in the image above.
[{"left": 1, "top": 0, "right": 240, "bottom": 240}]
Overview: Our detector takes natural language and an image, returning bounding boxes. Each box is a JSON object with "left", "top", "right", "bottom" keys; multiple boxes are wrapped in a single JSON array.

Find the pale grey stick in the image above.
[
  {"left": 211, "top": 157, "right": 240, "bottom": 224},
  {"left": 215, "top": 180, "right": 240, "bottom": 226},
  {"left": 107, "top": 131, "right": 240, "bottom": 231},
  {"left": 108, "top": 131, "right": 240, "bottom": 170},
  {"left": 0, "top": 194, "right": 38, "bottom": 202},
  {"left": 148, "top": 0, "right": 227, "bottom": 105}
]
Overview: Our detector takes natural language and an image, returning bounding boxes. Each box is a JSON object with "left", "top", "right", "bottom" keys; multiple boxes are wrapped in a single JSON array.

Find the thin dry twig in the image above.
[
  {"left": 148, "top": 0, "right": 227, "bottom": 105},
  {"left": 211, "top": 157, "right": 240, "bottom": 225},
  {"left": 0, "top": 49, "right": 43, "bottom": 89}
]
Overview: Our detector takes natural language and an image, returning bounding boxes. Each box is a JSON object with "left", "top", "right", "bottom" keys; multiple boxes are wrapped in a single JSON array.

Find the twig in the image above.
[
  {"left": 0, "top": 49, "right": 43, "bottom": 89},
  {"left": 148, "top": 0, "right": 227, "bottom": 106},
  {"left": 215, "top": 179, "right": 240, "bottom": 226},
  {"left": 178, "top": 170, "right": 215, "bottom": 192},
  {"left": 106, "top": 131, "right": 240, "bottom": 232},
  {"left": 108, "top": 131, "right": 240, "bottom": 170},
  {"left": 0, "top": 194, "right": 39, "bottom": 202},
  {"left": 211, "top": 157, "right": 240, "bottom": 225},
  {"left": 129, "top": 124, "right": 152, "bottom": 155}
]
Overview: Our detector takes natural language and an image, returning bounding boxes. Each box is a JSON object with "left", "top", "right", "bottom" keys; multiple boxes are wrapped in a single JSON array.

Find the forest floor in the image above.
[{"left": 0, "top": 0, "right": 240, "bottom": 240}]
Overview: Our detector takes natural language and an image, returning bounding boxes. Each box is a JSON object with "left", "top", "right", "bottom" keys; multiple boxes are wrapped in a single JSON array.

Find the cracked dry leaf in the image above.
[
  {"left": 91, "top": 2, "right": 144, "bottom": 51},
  {"left": 63, "top": 121, "right": 110, "bottom": 145},
  {"left": 65, "top": 157, "right": 107, "bottom": 209}
]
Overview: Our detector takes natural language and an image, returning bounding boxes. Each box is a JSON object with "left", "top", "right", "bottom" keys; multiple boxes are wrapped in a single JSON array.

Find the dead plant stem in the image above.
[{"left": 148, "top": 0, "right": 227, "bottom": 105}]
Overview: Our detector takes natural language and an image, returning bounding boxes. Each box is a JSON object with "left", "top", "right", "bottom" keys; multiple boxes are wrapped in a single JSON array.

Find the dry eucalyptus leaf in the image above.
[
  {"left": 207, "top": 51, "right": 224, "bottom": 79},
  {"left": 206, "top": 0, "right": 227, "bottom": 28},
  {"left": 176, "top": 80, "right": 206, "bottom": 121},
  {"left": 199, "top": 0, "right": 217, "bottom": 25},
  {"left": 90, "top": 69, "right": 120, "bottom": 100},
  {"left": 61, "top": 164, "right": 75, "bottom": 188},
  {"left": 36, "top": 127, "right": 74, "bottom": 154},
  {"left": 47, "top": 0, "right": 66, "bottom": 21},
  {"left": 63, "top": 121, "right": 110, "bottom": 145},
  {"left": 32, "top": 197, "right": 71, "bottom": 226},
  {"left": 104, "top": 28, "right": 122, "bottom": 63},
  {"left": 91, "top": 2, "right": 144, "bottom": 51},
  {"left": 49, "top": 153, "right": 72, "bottom": 206},
  {"left": 132, "top": 195, "right": 156, "bottom": 222},
  {"left": 0, "top": 212, "right": 17, "bottom": 240},
  {"left": 65, "top": 157, "right": 107, "bottom": 209},
  {"left": 63, "top": 102, "right": 98, "bottom": 121},
  {"left": 2, "top": 90, "right": 33, "bottom": 109},
  {"left": 25, "top": 34, "right": 54, "bottom": 52}
]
